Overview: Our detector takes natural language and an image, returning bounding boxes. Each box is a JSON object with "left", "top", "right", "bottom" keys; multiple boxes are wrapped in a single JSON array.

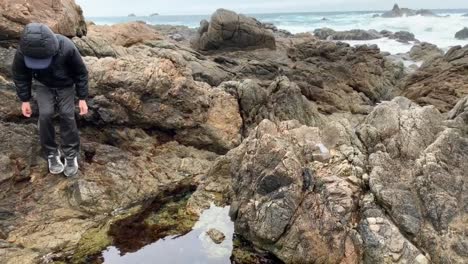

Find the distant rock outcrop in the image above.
[
  {"left": 381, "top": 4, "right": 438, "bottom": 18},
  {"left": 191, "top": 9, "right": 276, "bottom": 51},
  {"left": 455, "top": 27, "right": 468, "bottom": 40},
  {"left": 149, "top": 13, "right": 159, "bottom": 16},
  {"left": 0, "top": 0, "right": 87, "bottom": 47},
  {"left": 314, "top": 28, "right": 382, "bottom": 40},
  {"left": 314, "top": 28, "right": 417, "bottom": 43},
  {"left": 128, "top": 13, "right": 136, "bottom": 17}
]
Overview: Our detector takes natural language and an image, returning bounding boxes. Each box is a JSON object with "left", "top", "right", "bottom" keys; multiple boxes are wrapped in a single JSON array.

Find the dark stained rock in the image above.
[
  {"left": 455, "top": 27, "right": 468, "bottom": 40},
  {"left": 191, "top": 9, "right": 276, "bottom": 51}
]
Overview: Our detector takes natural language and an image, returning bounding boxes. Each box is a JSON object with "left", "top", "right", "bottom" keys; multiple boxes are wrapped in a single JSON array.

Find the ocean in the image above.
[{"left": 88, "top": 10, "right": 468, "bottom": 54}]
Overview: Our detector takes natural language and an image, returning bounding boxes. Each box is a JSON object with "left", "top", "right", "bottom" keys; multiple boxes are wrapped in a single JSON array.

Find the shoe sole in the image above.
[
  {"left": 50, "top": 169, "right": 65, "bottom": 175},
  {"left": 64, "top": 171, "right": 78, "bottom": 177}
]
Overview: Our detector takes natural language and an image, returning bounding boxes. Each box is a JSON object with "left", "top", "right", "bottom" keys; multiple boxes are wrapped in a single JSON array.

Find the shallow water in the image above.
[{"left": 102, "top": 205, "right": 234, "bottom": 264}]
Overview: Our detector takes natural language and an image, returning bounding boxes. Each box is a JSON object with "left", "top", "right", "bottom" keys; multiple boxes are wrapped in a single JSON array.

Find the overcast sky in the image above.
[{"left": 75, "top": 0, "right": 468, "bottom": 17}]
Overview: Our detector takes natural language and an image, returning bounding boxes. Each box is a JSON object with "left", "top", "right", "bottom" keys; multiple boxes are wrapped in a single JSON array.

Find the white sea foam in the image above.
[
  {"left": 89, "top": 11, "right": 468, "bottom": 55},
  {"left": 273, "top": 12, "right": 468, "bottom": 54}
]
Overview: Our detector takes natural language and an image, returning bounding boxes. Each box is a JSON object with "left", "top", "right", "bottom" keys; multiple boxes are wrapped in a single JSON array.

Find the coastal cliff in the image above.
[{"left": 0, "top": 1, "right": 467, "bottom": 263}]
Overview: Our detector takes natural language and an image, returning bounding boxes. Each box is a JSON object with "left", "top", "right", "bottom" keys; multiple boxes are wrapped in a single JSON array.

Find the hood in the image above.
[{"left": 19, "top": 23, "right": 59, "bottom": 59}]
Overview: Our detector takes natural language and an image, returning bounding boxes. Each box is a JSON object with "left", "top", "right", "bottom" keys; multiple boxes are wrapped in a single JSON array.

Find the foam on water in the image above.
[{"left": 89, "top": 10, "right": 468, "bottom": 54}]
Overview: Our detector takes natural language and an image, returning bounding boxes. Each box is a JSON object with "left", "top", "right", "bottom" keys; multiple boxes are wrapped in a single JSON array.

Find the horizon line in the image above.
[{"left": 84, "top": 7, "right": 468, "bottom": 18}]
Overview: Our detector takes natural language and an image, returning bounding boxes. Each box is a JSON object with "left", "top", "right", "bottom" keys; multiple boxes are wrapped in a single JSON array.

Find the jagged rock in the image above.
[
  {"left": 228, "top": 119, "right": 364, "bottom": 263},
  {"left": 358, "top": 96, "right": 468, "bottom": 263},
  {"left": 455, "top": 27, "right": 468, "bottom": 40},
  {"left": 404, "top": 45, "right": 468, "bottom": 112},
  {"left": 191, "top": 9, "right": 276, "bottom": 51},
  {"left": 206, "top": 228, "right": 226, "bottom": 244},
  {"left": 83, "top": 49, "right": 242, "bottom": 153},
  {"left": 381, "top": 4, "right": 438, "bottom": 18},
  {"left": 314, "top": 28, "right": 382, "bottom": 40},
  {"left": 286, "top": 40, "right": 404, "bottom": 114},
  {"left": 219, "top": 77, "right": 324, "bottom": 133},
  {"left": 0, "top": 0, "right": 87, "bottom": 48},
  {"left": 409, "top": 42, "right": 443, "bottom": 61}
]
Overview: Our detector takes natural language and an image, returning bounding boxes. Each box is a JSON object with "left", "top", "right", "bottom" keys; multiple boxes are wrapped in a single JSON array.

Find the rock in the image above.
[
  {"left": 409, "top": 42, "right": 443, "bottom": 61},
  {"left": 372, "top": 14, "right": 380, "bottom": 18},
  {"left": 83, "top": 47, "right": 241, "bottom": 153},
  {"left": 84, "top": 22, "right": 161, "bottom": 47},
  {"left": 455, "top": 27, "right": 468, "bottom": 40},
  {"left": 128, "top": 13, "right": 136, "bottom": 17},
  {"left": 321, "top": 17, "right": 329, "bottom": 21},
  {"left": 359, "top": 194, "right": 429, "bottom": 263},
  {"left": 392, "top": 30, "right": 416, "bottom": 43},
  {"left": 191, "top": 9, "right": 276, "bottom": 51},
  {"left": 314, "top": 28, "right": 382, "bottom": 40},
  {"left": 463, "top": 13, "right": 468, "bottom": 17},
  {"left": 0, "top": 122, "right": 219, "bottom": 260},
  {"left": 404, "top": 45, "right": 468, "bottom": 112},
  {"left": 169, "top": 33, "right": 184, "bottom": 42},
  {"left": 0, "top": 0, "right": 86, "bottom": 48},
  {"left": 149, "top": 13, "right": 159, "bottom": 16},
  {"left": 206, "top": 228, "right": 226, "bottom": 244},
  {"left": 228, "top": 120, "right": 364, "bottom": 263},
  {"left": 381, "top": 4, "right": 438, "bottom": 18},
  {"left": 358, "top": 97, "right": 468, "bottom": 263},
  {"left": 285, "top": 40, "right": 404, "bottom": 114}
]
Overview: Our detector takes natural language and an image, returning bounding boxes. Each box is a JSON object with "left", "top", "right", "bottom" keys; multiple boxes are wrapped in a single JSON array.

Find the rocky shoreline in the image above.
[{"left": 0, "top": 1, "right": 467, "bottom": 264}]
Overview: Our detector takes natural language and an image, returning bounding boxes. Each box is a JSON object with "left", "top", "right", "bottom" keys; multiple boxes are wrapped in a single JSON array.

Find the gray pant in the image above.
[{"left": 36, "top": 85, "right": 80, "bottom": 158}]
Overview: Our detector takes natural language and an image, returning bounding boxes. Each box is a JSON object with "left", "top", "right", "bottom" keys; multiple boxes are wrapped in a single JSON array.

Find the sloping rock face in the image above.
[
  {"left": 403, "top": 45, "right": 468, "bottom": 112},
  {"left": 286, "top": 40, "right": 403, "bottom": 114},
  {"left": 72, "top": 22, "right": 162, "bottom": 57},
  {"left": 0, "top": 0, "right": 87, "bottom": 47},
  {"left": 196, "top": 96, "right": 467, "bottom": 263},
  {"left": 455, "top": 27, "right": 468, "bottom": 40},
  {"left": 409, "top": 42, "right": 444, "bottom": 61},
  {"left": 191, "top": 9, "right": 276, "bottom": 51}
]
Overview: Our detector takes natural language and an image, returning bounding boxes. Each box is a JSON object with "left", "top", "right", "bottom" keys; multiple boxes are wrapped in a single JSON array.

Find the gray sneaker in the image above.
[
  {"left": 47, "top": 151, "right": 64, "bottom": 174},
  {"left": 64, "top": 157, "right": 79, "bottom": 177}
]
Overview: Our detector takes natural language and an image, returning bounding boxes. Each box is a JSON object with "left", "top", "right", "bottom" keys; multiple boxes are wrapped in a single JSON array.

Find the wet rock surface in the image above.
[
  {"left": 1, "top": 2, "right": 467, "bottom": 264},
  {"left": 455, "top": 27, "right": 468, "bottom": 40},
  {"left": 206, "top": 228, "right": 226, "bottom": 244}
]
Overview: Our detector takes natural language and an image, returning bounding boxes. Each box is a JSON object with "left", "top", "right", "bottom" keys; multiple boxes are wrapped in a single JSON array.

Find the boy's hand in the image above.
[
  {"left": 21, "top": 102, "right": 32, "bottom": 117},
  {"left": 79, "top": 100, "right": 88, "bottom": 116}
]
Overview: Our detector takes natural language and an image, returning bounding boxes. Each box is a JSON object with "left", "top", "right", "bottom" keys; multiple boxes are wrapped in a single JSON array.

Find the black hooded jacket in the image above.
[{"left": 12, "top": 24, "right": 89, "bottom": 102}]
